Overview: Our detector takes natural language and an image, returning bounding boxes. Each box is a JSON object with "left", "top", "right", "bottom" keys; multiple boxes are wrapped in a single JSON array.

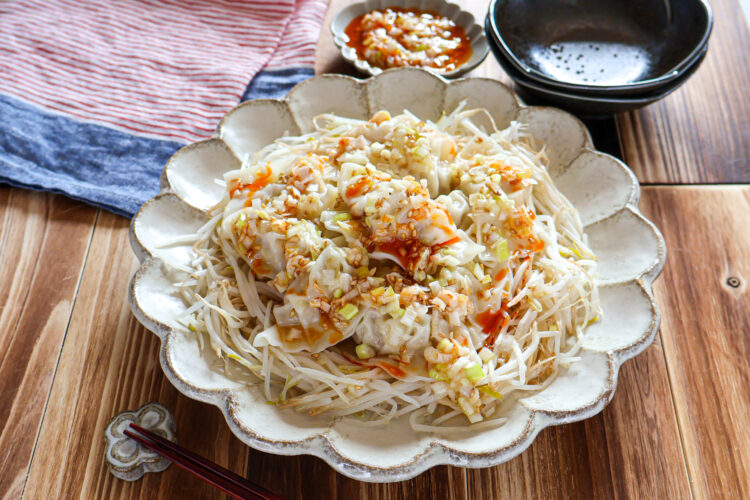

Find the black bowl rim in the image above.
[
  {"left": 486, "top": 16, "right": 709, "bottom": 102},
  {"left": 486, "top": 28, "right": 708, "bottom": 113},
  {"left": 486, "top": 0, "right": 713, "bottom": 93}
]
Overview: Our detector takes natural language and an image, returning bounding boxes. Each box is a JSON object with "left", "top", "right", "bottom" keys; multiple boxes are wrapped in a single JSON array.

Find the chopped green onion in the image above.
[
  {"left": 492, "top": 194, "right": 512, "bottom": 209},
  {"left": 234, "top": 213, "right": 247, "bottom": 231},
  {"left": 478, "top": 347, "right": 494, "bottom": 363},
  {"left": 464, "top": 363, "right": 485, "bottom": 382},
  {"left": 338, "top": 303, "right": 359, "bottom": 321},
  {"left": 458, "top": 396, "right": 472, "bottom": 415},
  {"left": 371, "top": 287, "right": 385, "bottom": 296},
  {"left": 389, "top": 307, "right": 405, "bottom": 319},
  {"left": 188, "top": 323, "right": 197, "bottom": 332},
  {"left": 365, "top": 197, "right": 377, "bottom": 215},
  {"left": 496, "top": 238, "right": 510, "bottom": 261},
  {"left": 472, "top": 263, "right": 484, "bottom": 280},
  {"left": 413, "top": 146, "right": 428, "bottom": 158},
  {"left": 457, "top": 396, "right": 480, "bottom": 422},
  {"left": 384, "top": 286, "right": 395, "bottom": 297},
  {"left": 478, "top": 385, "right": 504, "bottom": 400},
  {"left": 480, "top": 275, "right": 492, "bottom": 285},
  {"left": 587, "top": 316, "right": 600, "bottom": 327},
  {"left": 355, "top": 343, "right": 375, "bottom": 359},
  {"left": 385, "top": 299, "right": 405, "bottom": 318},
  {"left": 429, "top": 369, "right": 449, "bottom": 381},
  {"left": 333, "top": 288, "right": 343, "bottom": 299},
  {"left": 333, "top": 212, "right": 352, "bottom": 223},
  {"left": 254, "top": 209, "right": 269, "bottom": 220},
  {"left": 437, "top": 338, "right": 452, "bottom": 353},
  {"left": 356, "top": 266, "right": 369, "bottom": 278}
]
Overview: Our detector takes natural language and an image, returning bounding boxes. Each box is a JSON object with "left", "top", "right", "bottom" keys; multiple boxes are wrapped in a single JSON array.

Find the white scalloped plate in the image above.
[
  {"left": 129, "top": 68, "right": 666, "bottom": 482},
  {"left": 330, "top": 0, "right": 490, "bottom": 78}
]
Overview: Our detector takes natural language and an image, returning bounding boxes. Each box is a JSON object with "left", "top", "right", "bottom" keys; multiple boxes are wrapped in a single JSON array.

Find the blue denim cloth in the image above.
[{"left": 0, "top": 68, "right": 315, "bottom": 217}]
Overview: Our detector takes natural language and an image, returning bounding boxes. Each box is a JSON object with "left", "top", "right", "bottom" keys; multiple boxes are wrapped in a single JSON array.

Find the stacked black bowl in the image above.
[{"left": 485, "top": 0, "right": 713, "bottom": 115}]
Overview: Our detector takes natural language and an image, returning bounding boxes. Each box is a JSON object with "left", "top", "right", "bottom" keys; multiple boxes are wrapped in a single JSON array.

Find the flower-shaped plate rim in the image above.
[{"left": 128, "top": 68, "right": 666, "bottom": 482}]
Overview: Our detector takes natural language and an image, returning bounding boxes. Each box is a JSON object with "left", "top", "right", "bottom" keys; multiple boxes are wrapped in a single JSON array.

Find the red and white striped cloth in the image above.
[
  {"left": 268, "top": 0, "right": 328, "bottom": 70},
  {"left": 0, "top": 0, "right": 329, "bottom": 144}
]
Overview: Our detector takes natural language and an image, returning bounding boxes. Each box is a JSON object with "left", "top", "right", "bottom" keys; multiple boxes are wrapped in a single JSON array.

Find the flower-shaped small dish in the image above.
[
  {"left": 487, "top": 0, "right": 712, "bottom": 96},
  {"left": 129, "top": 68, "right": 666, "bottom": 482},
  {"left": 104, "top": 402, "right": 176, "bottom": 481},
  {"left": 331, "top": 0, "right": 489, "bottom": 78}
]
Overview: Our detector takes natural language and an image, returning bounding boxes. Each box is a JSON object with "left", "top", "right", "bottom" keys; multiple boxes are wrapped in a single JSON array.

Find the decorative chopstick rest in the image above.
[{"left": 104, "top": 402, "right": 177, "bottom": 481}]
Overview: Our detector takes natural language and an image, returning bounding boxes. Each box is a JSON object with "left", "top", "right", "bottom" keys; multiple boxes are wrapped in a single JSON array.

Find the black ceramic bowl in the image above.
[
  {"left": 486, "top": 0, "right": 712, "bottom": 95},
  {"left": 486, "top": 20, "right": 708, "bottom": 115}
]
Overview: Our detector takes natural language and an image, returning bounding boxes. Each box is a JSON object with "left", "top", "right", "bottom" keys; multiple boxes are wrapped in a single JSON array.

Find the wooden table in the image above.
[{"left": 2, "top": 0, "right": 749, "bottom": 498}]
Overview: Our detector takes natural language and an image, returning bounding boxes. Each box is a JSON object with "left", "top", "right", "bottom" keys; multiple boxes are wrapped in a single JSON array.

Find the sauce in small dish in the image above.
[{"left": 345, "top": 7, "right": 472, "bottom": 73}]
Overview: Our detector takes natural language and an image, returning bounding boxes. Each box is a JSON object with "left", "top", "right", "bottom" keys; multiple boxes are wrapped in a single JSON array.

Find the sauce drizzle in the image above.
[{"left": 477, "top": 304, "right": 510, "bottom": 348}]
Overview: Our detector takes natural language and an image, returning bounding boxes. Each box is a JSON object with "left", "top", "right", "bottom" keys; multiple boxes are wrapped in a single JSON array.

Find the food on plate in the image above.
[
  {"left": 344, "top": 7, "right": 472, "bottom": 73},
  {"left": 172, "top": 104, "right": 600, "bottom": 430}
]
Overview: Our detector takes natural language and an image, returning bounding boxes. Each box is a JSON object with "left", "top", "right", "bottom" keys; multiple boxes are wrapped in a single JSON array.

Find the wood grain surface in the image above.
[
  {"left": 245, "top": 453, "right": 467, "bottom": 500},
  {"left": 0, "top": 190, "right": 96, "bottom": 499},
  {"left": 2, "top": 0, "right": 750, "bottom": 498},
  {"left": 641, "top": 186, "right": 750, "bottom": 498},
  {"left": 21, "top": 213, "right": 252, "bottom": 499}
]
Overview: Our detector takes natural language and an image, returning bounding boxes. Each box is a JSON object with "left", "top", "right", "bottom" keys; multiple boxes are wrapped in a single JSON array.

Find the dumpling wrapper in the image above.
[{"left": 252, "top": 310, "right": 361, "bottom": 353}]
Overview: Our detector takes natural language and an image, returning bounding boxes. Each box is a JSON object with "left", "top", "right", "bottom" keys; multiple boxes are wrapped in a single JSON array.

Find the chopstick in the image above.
[{"left": 124, "top": 423, "right": 285, "bottom": 500}]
